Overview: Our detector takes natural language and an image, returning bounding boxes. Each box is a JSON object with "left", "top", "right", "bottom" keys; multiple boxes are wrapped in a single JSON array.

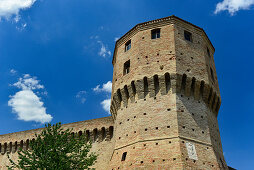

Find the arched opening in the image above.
[
  {"left": 143, "top": 77, "right": 149, "bottom": 97},
  {"left": 191, "top": 77, "right": 196, "bottom": 96},
  {"left": 78, "top": 131, "right": 82, "bottom": 137},
  {"left": 153, "top": 75, "right": 159, "bottom": 95},
  {"left": 101, "top": 127, "right": 106, "bottom": 141},
  {"left": 20, "top": 140, "right": 24, "bottom": 150},
  {"left": 86, "top": 130, "right": 90, "bottom": 141},
  {"left": 165, "top": 73, "right": 171, "bottom": 93},
  {"left": 200, "top": 81, "right": 205, "bottom": 98},
  {"left": 109, "top": 126, "right": 114, "bottom": 139},
  {"left": 93, "top": 128, "right": 98, "bottom": 142},
  {"left": 26, "top": 139, "right": 29, "bottom": 150},
  {"left": 181, "top": 74, "right": 187, "bottom": 93}
]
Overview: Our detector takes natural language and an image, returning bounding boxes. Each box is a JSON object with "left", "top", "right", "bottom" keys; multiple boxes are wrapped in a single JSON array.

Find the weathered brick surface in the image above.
[
  {"left": 0, "top": 117, "right": 115, "bottom": 170},
  {"left": 110, "top": 15, "right": 227, "bottom": 169},
  {"left": 0, "top": 16, "right": 227, "bottom": 170}
]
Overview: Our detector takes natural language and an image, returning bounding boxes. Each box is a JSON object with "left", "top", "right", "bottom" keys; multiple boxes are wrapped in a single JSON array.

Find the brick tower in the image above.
[{"left": 109, "top": 16, "right": 228, "bottom": 169}]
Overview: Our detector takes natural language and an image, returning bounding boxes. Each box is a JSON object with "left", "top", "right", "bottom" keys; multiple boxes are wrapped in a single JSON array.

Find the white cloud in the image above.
[
  {"left": 16, "top": 22, "right": 27, "bottom": 31},
  {"left": 0, "top": 0, "right": 37, "bottom": 21},
  {"left": 13, "top": 74, "right": 44, "bottom": 90},
  {"left": 114, "top": 37, "right": 120, "bottom": 42},
  {"left": 97, "top": 40, "right": 111, "bottom": 58},
  {"left": 214, "top": 0, "right": 254, "bottom": 15},
  {"left": 10, "top": 69, "right": 17, "bottom": 75},
  {"left": 101, "top": 98, "right": 111, "bottom": 114},
  {"left": 8, "top": 90, "right": 52, "bottom": 124},
  {"left": 93, "top": 81, "right": 112, "bottom": 114},
  {"left": 76, "top": 91, "right": 86, "bottom": 104},
  {"left": 8, "top": 74, "right": 52, "bottom": 124},
  {"left": 93, "top": 81, "right": 112, "bottom": 93}
]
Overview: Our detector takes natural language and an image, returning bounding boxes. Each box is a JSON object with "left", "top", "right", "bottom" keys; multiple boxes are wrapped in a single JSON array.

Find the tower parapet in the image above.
[{"left": 110, "top": 15, "right": 227, "bottom": 169}]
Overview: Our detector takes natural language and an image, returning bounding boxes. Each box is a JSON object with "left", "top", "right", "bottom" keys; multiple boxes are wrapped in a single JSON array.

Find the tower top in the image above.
[{"left": 112, "top": 15, "right": 215, "bottom": 65}]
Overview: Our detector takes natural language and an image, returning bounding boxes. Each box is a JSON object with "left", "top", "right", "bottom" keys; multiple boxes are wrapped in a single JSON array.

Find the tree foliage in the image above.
[{"left": 7, "top": 123, "right": 97, "bottom": 170}]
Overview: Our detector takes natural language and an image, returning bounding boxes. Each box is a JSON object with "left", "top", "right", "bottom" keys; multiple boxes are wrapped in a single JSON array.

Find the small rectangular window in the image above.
[
  {"left": 123, "top": 60, "right": 130, "bottom": 75},
  {"left": 184, "top": 31, "right": 192, "bottom": 42},
  {"left": 151, "top": 29, "right": 160, "bottom": 39},
  {"left": 121, "top": 152, "right": 127, "bottom": 161},
  {"left": 125, "top": 40, "right": 131, "bottom": 52},
  {"left": 207, "top": 47, "right": 211, "bottom": 57}
]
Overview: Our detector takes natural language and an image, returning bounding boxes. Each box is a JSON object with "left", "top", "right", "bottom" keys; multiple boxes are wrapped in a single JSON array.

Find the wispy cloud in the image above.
[
  {"left": 93, "top": 81, "right": 112, "bottom": 114},
  {"left": 214, "top": 0, "right": 254, "bottom": 15},
  {"left": 8, "top": 74, "right": 52, "bottom": 124},
  {"left": 16, "top": 22, "right": 27, "bottom": 31},
  {"left": 114, "top": 37, "right": 120, "bottom": 42},
  {"left": 97, "top": 40, "right": 111, "bottom": 58},
  {"left": 0, "top": 0, "right": 37, "bottom": 21},
  {"left": 76, "top": 90, "right": 87, "bottom": 104},
  {"left": 93, "top": 81, "right": 112, "bottom": 93},
  {"left": 10, "top": 69, "right": 17, "bottom": 75},
  {"left": 101, "top": 99, "right": 111, "bottom": 114}
]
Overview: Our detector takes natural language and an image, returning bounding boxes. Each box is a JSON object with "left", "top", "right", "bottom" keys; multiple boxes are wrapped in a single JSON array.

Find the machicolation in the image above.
[{"left": 0, "top": 15, "right": 229, "bottom": 170}]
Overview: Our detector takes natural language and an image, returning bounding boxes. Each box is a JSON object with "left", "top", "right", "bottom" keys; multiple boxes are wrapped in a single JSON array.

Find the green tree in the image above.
[{"left": 7, "top": 123, "right": 97, "bottom": 170}]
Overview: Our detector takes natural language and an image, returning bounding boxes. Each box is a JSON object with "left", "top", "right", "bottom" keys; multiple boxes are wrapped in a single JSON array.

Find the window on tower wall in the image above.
[
  {"left": 151, "top": 28, "right": 160, "bottom": 39},
  {"left": 121, "top": 152, "right": 127, "bottom": 161},
  {"left": 123, "top": 60, "right": 130, "bottom": 75},
  {"left": 184, "top": 30, "right": 192, "bottom": 42},
  {"left": 125, "top": 40, "right": 131, "bottom": 52}
]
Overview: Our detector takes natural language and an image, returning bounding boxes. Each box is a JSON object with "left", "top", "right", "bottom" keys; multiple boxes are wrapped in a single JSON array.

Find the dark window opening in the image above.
[
  {"left": 207, "top": 47, "right": 211, "bottom": 57},
  {"left": 151, "top": 29, "right": 160, "bottom": 39},
  {"left": 20, "top": 140, "right": 23, "bottom": 149},
  {"left": 4, "top": 143, "right": 7, "bottom": 153},
  {"left": 78, "top": 131, "right": 82, "bottom": 137},
  {"left": 93, "top": 128, "right": 98, "bottom": 142},
  {"left": 210, "top": 68, "right": 215, "bottom": 82},
  {"left": 101, "top": 127, "right": 106, "bottom": 140},
  {"left": 184, "top": 31, "right": 192, "bottom": 42},
  {"left": 26, "top": 139, "right": 29, "bottom": 150},
  {"left": 121, "top": 152, "right": 127, "bottom": 161},
  {"left": 143, "top": 77, "right": 149, "bottom": 97},
  {"left": 86, "top": 130, "right": 90, "bottom": 140},
  {"left": 109, "top": 126, "right": 114, "bottom": 139},
  {"left": 123, "top": 60, "right": 130, "bottom": 75},
  {"left": 9, "top": 142, "right": 12, "bottom": 152},
  {"left": 125, "top": 40, "right": 131, "bottom": 52}
]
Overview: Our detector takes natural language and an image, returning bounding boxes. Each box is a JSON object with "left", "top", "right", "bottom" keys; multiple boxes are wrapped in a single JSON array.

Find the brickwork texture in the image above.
[{"left": 0, "top": 15, "right": 227, "bottom": 170}]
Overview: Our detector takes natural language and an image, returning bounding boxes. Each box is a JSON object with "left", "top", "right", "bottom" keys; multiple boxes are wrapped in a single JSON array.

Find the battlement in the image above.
[
  {"left": 0, "top": 117, "right": 114, "bottom": 155},
  {"left": 1, "top": 15, "right": 228, "bottom": 170},
  {"left": 110, "top": 72, "right": 221, "bottom": 119}
]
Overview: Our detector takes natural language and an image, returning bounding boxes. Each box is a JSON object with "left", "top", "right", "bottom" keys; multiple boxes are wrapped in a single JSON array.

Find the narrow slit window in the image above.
[
  {"left": 123, "top": 60, "right": 130, "bottom": 75},
  {"left": 151, "top": 29, "right": 160, "bottom": 39},
  {"left": 121, "top": 152, "right": 127, "bottom": 161},
  {"left": 125, "top": 40, "right": 131, "bottom": 52},
  {"left": 184, "top": 31, "right": 192, "bottom": 42}
]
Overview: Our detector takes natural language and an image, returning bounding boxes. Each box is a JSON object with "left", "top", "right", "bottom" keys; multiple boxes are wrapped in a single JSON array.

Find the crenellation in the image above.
[
  {"left": 158, "top": 74, "right": 166, "bottom": 95},
  {"left": 185, "top": 76, "right": 192, "bottom": 97},
  {"left": 0, "top": 16, "right": 228, "bottom": 170}
]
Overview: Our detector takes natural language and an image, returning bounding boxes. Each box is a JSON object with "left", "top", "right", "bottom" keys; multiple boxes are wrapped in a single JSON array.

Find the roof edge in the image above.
[{"left": 112, "top": 15, "right": 215, "bottom": 65}]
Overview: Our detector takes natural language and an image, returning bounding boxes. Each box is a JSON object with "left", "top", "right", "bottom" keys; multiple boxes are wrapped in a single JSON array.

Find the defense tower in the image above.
[{"left": 109, "top": 15, "right": 227, "bottom": 169}]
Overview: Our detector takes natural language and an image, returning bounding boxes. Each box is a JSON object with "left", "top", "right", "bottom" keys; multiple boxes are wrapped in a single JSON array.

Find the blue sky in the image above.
[{"left": 0, "top": 0, "right": 253, "bottom": 169}]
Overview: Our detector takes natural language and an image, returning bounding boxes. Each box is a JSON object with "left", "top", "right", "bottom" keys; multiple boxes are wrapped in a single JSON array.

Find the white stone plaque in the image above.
[{"left": 185, "top": 142, "right": 198, "bottom": 160}]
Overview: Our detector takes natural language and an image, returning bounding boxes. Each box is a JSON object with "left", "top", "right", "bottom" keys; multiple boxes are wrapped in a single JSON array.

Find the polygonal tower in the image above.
[{"left": 109, "top": 15, "right": 227, "bottom": 169}]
